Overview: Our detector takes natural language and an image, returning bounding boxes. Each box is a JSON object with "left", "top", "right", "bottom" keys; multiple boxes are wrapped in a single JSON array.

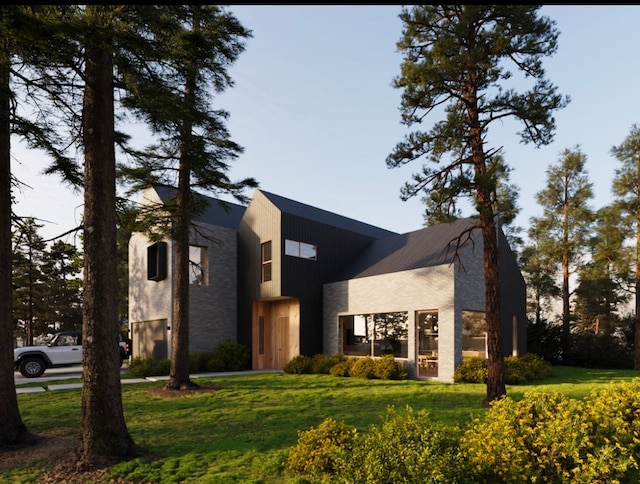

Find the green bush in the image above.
[
  {"left": 283, "top": 354, "right": 313, "bottom": 374},
  {"left": 455, "top": 354, "right": 553, "bottom": 385},
  {"left": 285, "top": 417, "right": 356, "bottom": 483},
  {"left": 329, "top": 358, "right": 354, "bottom": 377},
  {"left": 503, "top": 356, "right": 527, "bottom": 384},
  {"left": 188, "top": 351, "right": 212, "bottom": 373},
  {"left": 454, "top": 357, "right": 487, "bottom": 383},
  {"left": 374, "top": 354, "right": 409, "bottom": 380},
  {"left": 311, "top": 353, "right": 346, "bottom": 374},
  {"left": 341, "top": 406, "right": 466, "bottom": 483},
  {"left": 518, "top": 352, "right": 554, "bottom": 380},
  {"left": 460, "top": 379, "right": 640, "bottom": 483},
  {"left": 349, "top": 356, "right": 378, "bottom": 379},
  {"left": 210, "top": 340, "right": 250, "bottom": 371},
  {"left": 127, "top": 356, "right": 171, "bottom": 377},
  {"left": 127, "top": 340, "right": 250, "bottom": 377},
  {"left": 287, "top": 407, "right": 465, "bottom": 484}
]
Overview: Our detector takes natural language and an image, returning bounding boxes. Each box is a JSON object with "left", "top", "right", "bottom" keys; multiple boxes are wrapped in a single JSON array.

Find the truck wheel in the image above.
[{"left": 19, "top": 357, "right": 46, "bottom": 378}]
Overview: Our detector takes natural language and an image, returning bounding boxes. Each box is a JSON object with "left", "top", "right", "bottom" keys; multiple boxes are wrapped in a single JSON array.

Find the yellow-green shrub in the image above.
[
  {"left": 374, "top": 354, "right": 409, "bottom": 380},
  {"left": 461, "top": 379, "right": 640, "bottom": 483},
  {"left": 283, "top": 354, "right": 313, "bottom": 374},
  {"left": 455, "top": 353, "right": 553, "bottom": 384},
  {"left": 287, "top": 407, "right": 465, "bottom": 483},
  {"left": 311, "top": 353, "right": 346, "bottom": 374},
  {"left": 285, "top": 417, "right": 356, "bottom": 483},
  {"left": 340, "top": 406, "right": 465, "bottom": 483},
  {"left": 453, "top": 357, "right": 487, "bottom": 383},
  {"left": 349, "top": 356, "right": 378, "bottom": 379},
  {"left": 329, "top": 358, "right": 354, "bottom": 377},
  {"left": 575, "top": 379, "right": 640, "bottom": 481}
]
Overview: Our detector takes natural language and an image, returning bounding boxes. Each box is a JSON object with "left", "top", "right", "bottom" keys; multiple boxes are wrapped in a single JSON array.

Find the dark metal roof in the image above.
[
  {"left": 153, "top": 185, "right": 246, "bottom": 230},
  {"left": 259, "top": 190, "right": 397, "bottom": 239},
  {"left": 331, "top": 217, "right": 481, "bottom": 281}
]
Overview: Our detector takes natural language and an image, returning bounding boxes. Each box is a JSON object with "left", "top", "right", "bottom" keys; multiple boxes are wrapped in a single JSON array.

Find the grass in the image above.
[{"left": 9, "top": 366, "right": 640, "bottom": 483}]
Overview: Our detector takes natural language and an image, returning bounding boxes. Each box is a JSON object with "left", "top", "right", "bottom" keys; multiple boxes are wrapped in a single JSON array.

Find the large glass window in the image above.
[
  {"left": 189, "top": 245, "right": 207, "bottom": 285},
  {"left": 340, "top": 312, "right": 408, "bottom": 358},
  {"left": 462, "top": 310, "right": 487, "bottom": 358},
  {"left": 261, "top": 241, "right": 272, "bottom": 282},
  {"left": 285, "top": 239, "right": 317, "bottom": 260},
  {"left": 417, "top": 310, "right": 438, "bottom": 377}
]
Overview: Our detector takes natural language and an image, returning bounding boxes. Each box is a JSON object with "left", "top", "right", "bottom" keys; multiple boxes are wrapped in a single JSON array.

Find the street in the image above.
[{"left": 14, "top": 365, "right": 128, "bottom": 384}]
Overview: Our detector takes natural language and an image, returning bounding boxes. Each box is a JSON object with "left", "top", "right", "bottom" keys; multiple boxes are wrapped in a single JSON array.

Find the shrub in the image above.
[
  {"left": 127, "top": 356, "right": 172, "bottom": 377},
  {"left": 349, "top": 356, "right": 378, "bottom": 379},
  {"left": 189, "top": 352, "right": 212, "bottom": 373},
  {"left": 577, "top": 379, "right": 640, "bottom": 481},
  {"left": 311, "top": 353, "right": 346, "bottom": 374},
  {"left": 211, "top": 340, "right": 250, "bottom": 371},
  {"left": 285, "top": 417, "right": 356, "bottom": 483},
  {"left": 455, "top": 354, "right": 553, "bottom": 385},
  {"left": 454, "top": 357, "right": 487, "bottom": 383},
  {"left": 518, "top": 352, "right": 554, "bottom": 380},
  {"left": 127, "top": 356, "right": 155, "bottom": 377},
  {"left": 462, "top": 390, "right": 584, "bottom": 482},
  {"left": 329, "top": 358, "right": 354, "bottom": 377},
  {"left": 374, "top": 354, "right": 409, "bottom": 380},
  {"left": 288, "top": 407, "right": 465, "bottom": 483},
  {"left": 461, "top": 379, "right": 640, "bottom": 482},
  {"left": 503, "top": 356, "right": 527, "bottom": 384},
  {"left": 283, "top": 354, "right": 313, "bottom": 374},
  {"left": 340, "top": 406, "right": 466, "bottom": 483}
]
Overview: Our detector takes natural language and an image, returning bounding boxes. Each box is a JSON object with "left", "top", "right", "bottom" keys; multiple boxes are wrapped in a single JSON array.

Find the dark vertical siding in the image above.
[
  {"left": 498, "top": 229, "right": 527, "bottom": 356},
  {"left": 280, "top": 213, "right": 380, "bottom": 355}
]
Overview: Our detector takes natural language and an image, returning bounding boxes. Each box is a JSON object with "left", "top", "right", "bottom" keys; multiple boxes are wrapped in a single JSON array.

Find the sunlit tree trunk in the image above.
[
  {"left": 0, "top": 26, "right": 36, "bottom": 448},
  {"left": 78, "top": 5, "right": 136, "bottom": 466}
]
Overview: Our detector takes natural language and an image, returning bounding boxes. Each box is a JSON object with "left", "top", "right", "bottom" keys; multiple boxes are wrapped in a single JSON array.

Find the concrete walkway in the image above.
[{"left": 15, "top": 370, "right": 281, "bottom": 394}]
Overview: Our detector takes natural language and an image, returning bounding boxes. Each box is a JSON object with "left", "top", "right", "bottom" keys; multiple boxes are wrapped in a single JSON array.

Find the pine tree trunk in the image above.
[
  {"left": 481, "top": 214, "right": 506, "bottom": 405},
  {"left": 78, "top": 6, "right": 137, "bottom": 466},
  {"left": 0, "top": 36, "right": 37, "bottom": 448},
  {"left": 166, "top": 177, "right": 196, "bottom": 389},
  {"left": 635, "top": 220, "right": 640, "bottom": 370},
  {"left": 166, "top": 24, "right": 199, "bottom": 390}
]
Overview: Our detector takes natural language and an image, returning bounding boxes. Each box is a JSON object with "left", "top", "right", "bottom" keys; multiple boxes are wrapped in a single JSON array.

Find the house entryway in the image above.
[
  {"left": 252, "top": 299, "right": 300, "bottom": 370},
  {"left": 417, "top": 310, "right": 438, "bottom": 378}
]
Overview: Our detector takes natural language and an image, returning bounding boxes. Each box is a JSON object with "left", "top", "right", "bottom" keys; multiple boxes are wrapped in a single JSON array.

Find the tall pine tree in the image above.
[
  {"left": 387, "top": 5, "right": 568, "bottom": 404},
  {"left": 532, "top": 146, "right": 594, "bottom": 360},
  {"left": 118, "top": 5, "right": 257, "bottom": 390},
  {"left": 611, "top": 123, "right": 640, "bottom": 370}
]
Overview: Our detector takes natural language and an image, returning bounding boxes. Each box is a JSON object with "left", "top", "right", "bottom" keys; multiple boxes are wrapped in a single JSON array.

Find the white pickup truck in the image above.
[{"left": 14, "top": 330, "right": 131, "bottom": 378}]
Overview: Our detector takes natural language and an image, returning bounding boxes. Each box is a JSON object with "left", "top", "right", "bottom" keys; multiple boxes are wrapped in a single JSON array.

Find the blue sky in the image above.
[{"left": 12, "top": 5, "right": 640, "bottom": 245}]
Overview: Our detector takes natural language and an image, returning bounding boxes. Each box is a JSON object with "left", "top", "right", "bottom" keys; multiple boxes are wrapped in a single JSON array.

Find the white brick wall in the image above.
[{"left": 323, "top": 255, "right": 486, "bottom": 383}]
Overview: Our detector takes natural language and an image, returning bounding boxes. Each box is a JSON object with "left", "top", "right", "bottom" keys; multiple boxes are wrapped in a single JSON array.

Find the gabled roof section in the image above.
[
  {"left": 259, "top": 190, "right": 397, "bottom": 239},
  {"left": 331, "top": 217, "right": 481, "bottom": 281},
  {"left": 153, "top": 185, "right": 246, "bottom": 230}
]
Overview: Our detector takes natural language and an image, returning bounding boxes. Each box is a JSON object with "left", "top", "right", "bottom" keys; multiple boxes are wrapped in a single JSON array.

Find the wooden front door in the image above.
[{"left": 252, "top": 299, "right": 299, "bottom": 370}]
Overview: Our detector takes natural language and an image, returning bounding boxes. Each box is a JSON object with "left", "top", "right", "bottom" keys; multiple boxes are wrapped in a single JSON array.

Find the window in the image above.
[
  {"left": 261, "top": 241, "right": 272, "bottom": 282},
  {"left": 462, "top": 310, "right": 487, "bottom": 358},
  {"left": 258, "top": 316, "right": 265, "bottom": 355},
  {"left": 285, "top": 239, "right": 317, "bottom": 260},
  {"left": 417, "top": 310, "right": 438, "bottom": 377},
  {"left": 340, "top": 312, "right": 408, "bottom": 358},
  {"left": 189, "top": 245, "right": 207, "bottom": 285},
  {"left": 147, "top": 242, "right": 167, "bottom": 281}
]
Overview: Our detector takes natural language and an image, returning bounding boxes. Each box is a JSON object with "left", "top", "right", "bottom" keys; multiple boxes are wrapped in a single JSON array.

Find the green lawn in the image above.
[{"left": 9, "top": 366, "right": 640, "bottom": 483}]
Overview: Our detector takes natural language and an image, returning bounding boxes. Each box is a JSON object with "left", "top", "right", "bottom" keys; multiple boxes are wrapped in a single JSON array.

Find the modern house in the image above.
[{"left": 128, "top": 186, "right": 527, "bottom": 382}]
